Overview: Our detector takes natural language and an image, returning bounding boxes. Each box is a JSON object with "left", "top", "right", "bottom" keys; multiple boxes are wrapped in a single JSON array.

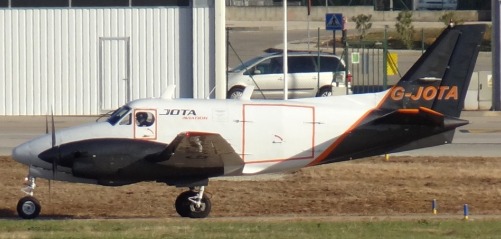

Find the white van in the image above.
[
  {"left": 416, "top": 0, "right": 457, "bottom": 10},
  {"left": 227, "top": 52, "right": 351, "bottom": 99}
]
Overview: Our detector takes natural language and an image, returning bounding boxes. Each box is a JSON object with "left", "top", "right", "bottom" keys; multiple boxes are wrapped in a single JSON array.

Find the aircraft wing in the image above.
[{"left": 150, "top": 132, "right": 244, "bottom": 176}]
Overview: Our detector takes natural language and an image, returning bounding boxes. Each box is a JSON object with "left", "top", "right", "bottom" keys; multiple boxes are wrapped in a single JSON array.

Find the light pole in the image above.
[{"left": 493, "top": 0, "right": 501, "bottom": 110}]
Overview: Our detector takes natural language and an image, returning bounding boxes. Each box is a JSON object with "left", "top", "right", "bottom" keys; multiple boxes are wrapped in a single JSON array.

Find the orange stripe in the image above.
[
  {"left": 375, "top": 85, "right": 397, "bottom": 109},
  {"left": 245, "top": 157, "right": 312, "bottom": 164},
  {"left": 419, "top": 107, "right": 443, "bottom": 117},
  {"left": 307, "top": 109, "right": 375, "bottom": 166},
  {"left": 397, "top": 109, "right": 419, "bottom": 114}
]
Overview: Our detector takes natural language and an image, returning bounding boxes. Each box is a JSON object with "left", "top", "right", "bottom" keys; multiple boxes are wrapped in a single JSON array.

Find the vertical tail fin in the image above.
[{"left": 379, "top": 24, "right": 486, "bottom": 117}]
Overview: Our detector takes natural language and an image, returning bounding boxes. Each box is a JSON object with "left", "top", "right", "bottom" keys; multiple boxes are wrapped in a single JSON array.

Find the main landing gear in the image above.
[
  {"left": 16, "top": 176, "right": 212, "bottom": 219},
  {"left": 17, "top": 176, "right": 42, "bottom": 219},
  {"left": 175, "top": 186, "right": 211, "bottom": 218}
]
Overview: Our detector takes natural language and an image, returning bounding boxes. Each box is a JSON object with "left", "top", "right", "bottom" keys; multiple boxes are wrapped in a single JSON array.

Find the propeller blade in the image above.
[
  {"left": 46, "top": 108, "right": 57, "bottom": 215},
  {"left": 45, "top": 114, "right": 49, "bottom": 135},
  {"left": 48, "top": 178, "right": 52, "bottom": 209},
  {"left": 50, "top": 108, "right": 57, "bottom": 180},
  {"left": 51, "top": 108, "right": 55, "bottom": 148}
]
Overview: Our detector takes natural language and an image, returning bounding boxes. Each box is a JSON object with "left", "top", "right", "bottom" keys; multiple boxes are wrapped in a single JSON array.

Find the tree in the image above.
[
  {"left": 351, "top": 14, "right": 373, "bottom": 40},
  {"left": 395, "top": 11, "right": 415, "bottom": 49},
  {"left": 438, "top": 12, "right": 464, "bottom": 26}
]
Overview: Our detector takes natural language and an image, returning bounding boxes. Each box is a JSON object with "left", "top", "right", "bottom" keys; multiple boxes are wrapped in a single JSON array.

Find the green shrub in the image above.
[
  {"left": 439, "top": 11, "right": 464, "bottom": 26},
  {"left": 395, "top": 11, "right": 415, "bottom": 49},
  {"left": 351, "top": 14, "right": 373, "bottom": 40}
]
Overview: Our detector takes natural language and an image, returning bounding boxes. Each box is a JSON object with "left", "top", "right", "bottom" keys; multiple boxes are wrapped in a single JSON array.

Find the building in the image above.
[{"left": 0, "top": 0, "right": 220, "bottom": 115}]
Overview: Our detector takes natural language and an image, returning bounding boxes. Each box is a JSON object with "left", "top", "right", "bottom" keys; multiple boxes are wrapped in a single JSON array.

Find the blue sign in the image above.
[{"left": 325, "top": 13, "right": 343, "bottom": 31}]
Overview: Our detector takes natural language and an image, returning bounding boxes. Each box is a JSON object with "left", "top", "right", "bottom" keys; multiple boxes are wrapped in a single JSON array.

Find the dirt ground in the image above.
[{"left": 1, "top": 155, "right": 500, "bottom": 219}]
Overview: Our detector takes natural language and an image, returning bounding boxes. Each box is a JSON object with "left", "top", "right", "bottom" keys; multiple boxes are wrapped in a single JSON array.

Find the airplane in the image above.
[{"left": 12, "top": 24, "right": 485, "bottom": 219}]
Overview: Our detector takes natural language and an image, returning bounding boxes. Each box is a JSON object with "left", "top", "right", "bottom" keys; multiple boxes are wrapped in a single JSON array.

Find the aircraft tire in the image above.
[
  {"left": 187, "top": 194, "right": 211, "bottom": 218},
  {"left": 17, "top": 196, "right": 41, "bottom": 219},
  {"left": 175, "top": 191, "right": 195, "bottom": 217},
  {"left": 175, "top": 191, "right": 211, "bottom": 218}
]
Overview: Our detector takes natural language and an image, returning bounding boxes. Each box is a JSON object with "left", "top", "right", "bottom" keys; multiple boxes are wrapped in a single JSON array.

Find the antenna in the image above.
[{"left": 160, "top": 85, "right": 177, "bottom": 100}]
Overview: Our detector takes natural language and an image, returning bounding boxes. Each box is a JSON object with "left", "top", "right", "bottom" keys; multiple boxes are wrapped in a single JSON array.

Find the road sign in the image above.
[
  {"left": 351, "top": 52, "right": 360, "bottom": 64},
  {"left": 387, "top": 53, "right": 398, "bottom": 76},
  {"left": 326, "top": 13, "right": 343, "bottom": 31}
]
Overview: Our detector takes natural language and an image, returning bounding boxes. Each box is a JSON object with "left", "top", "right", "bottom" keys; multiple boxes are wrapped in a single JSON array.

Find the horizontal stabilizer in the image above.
[
  {"left": 314, "top": 107, "right": 468, "bottom": 165},
  {"left": 372, "top": 107, "right": 468, "bottom": 129}
]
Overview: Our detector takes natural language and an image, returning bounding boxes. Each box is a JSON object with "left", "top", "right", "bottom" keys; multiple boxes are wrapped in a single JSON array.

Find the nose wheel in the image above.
[
  {"left": 17, "top": 176, "right": 41, "bottom": 219},
  {"left": 17, "top": 196, "right": 41, "bottom": 219},
  {"left": 175, "top": 186, "right": 211, "bottom": 218}
]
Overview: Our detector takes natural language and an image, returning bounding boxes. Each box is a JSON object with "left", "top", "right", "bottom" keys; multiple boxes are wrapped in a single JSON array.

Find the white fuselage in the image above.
[{"left": 12, "top": 91, "right": 386, "bottom": 182}]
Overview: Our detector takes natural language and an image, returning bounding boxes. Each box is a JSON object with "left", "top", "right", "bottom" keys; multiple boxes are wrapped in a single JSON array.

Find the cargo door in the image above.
[{"left": 242, "top": 104, "right": 315, "bottom": 162}]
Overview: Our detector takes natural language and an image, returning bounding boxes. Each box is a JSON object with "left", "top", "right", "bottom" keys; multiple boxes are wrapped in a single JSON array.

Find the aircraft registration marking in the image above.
[{"left": 391, "top": 86, "right": 458, "bottom": 101}]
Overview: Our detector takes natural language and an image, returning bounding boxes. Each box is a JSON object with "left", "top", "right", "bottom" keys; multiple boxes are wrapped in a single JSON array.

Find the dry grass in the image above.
[{"left": 1, "top": 156, "right": 501, "bottom": 218}]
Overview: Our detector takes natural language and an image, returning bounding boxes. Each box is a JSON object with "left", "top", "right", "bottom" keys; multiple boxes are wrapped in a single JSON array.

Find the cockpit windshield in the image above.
[{"left": 107, "top": 106, "right": 131, "bottom": 125}]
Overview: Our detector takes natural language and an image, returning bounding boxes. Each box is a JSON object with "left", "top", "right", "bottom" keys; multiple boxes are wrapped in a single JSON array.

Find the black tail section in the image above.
[
  {"left": 380, "top": 24, "right": 486, "bottom": 117},
  {"left": 312, "top": 24, "right": 486, "bottom": 166}
]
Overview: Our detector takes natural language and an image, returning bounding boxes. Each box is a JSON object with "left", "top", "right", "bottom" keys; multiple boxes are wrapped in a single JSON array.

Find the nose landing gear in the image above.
[{"left": 17, "top": 176, "right": 42, "bottom": 219}]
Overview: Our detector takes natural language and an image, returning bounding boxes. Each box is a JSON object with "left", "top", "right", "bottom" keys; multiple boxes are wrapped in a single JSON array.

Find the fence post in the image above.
[
  {"left": 343, "top": 26, "right": 349, "bottom": 95},
  {"left": 383, "top": 25, "right": 388, "bottom": 89},
  {"left": 421, "top": 28, "right": 425, "bottom": 54}
]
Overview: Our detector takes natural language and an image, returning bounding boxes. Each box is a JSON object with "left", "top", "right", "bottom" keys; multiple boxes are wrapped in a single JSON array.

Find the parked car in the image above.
[
  {"left": 227, "top": 52, "right": 351, "bottom": 99},
  {"left": 416, "top": 0, "right": 457, "bottom": 10}
]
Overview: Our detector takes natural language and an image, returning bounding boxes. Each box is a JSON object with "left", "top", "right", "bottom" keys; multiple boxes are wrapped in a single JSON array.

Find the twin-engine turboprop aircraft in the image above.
[{"left": 12, "top": 24, "right": 485, "bottom": 219}]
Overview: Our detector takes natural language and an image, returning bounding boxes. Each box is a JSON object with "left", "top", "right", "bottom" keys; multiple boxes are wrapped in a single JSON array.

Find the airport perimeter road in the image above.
[{"left": 1, "top": 111, "right": 500, "bottom": 157}]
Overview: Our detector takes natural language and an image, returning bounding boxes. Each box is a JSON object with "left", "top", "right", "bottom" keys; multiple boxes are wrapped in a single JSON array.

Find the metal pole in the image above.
[
  {"left": 226, "top": 28, "right": 230, "bottom": 97},
  {"left": 317, "top": 28, "right": 321, "bottom": 92},
  {"left": 421, "top": 28, "right": 424, "bottom": 54},
  {"left": 383, "top": 25, "right": 388, "bottom": 89},
  {"left": 492, "top": 0, "right": 501, "bottom": 110},
  {"left": 306, "top": 14, "right": 310, "bottom": 51},
  {"left": 333, "top": 31, "right": 336, "bottom": 55},
  {"left": 283, "top": 0, "right": 288, "bottom": 100},
  {"left": 306, "top": 0, "right": 311, "bottom": 51},
  {"left": 215, "top": 0, "right": 226, "bottom": 99}
]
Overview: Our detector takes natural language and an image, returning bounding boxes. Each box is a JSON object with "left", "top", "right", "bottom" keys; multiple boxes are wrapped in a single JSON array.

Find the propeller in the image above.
[
  {"left": 46, "top": 107, "right": 60, "bottom": 214},
  {"left": 50, "top": 108, "right": 57, "bottom": 179}
]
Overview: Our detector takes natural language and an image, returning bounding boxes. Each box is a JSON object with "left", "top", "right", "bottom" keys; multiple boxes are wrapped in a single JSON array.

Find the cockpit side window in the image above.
[
  {"left": 119, "top": 113, "right": 132, "bottom": 125},
  {"left": 135, "top": 111, "right": 155, "bottom": 127},
  {"left": 107, "top": 106, "right": 131, "bottom": 125}
]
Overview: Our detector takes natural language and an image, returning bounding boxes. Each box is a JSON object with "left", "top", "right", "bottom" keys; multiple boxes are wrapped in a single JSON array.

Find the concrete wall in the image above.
[{"left": 227, "top": 6, "right": 490, "bottom": 22}]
